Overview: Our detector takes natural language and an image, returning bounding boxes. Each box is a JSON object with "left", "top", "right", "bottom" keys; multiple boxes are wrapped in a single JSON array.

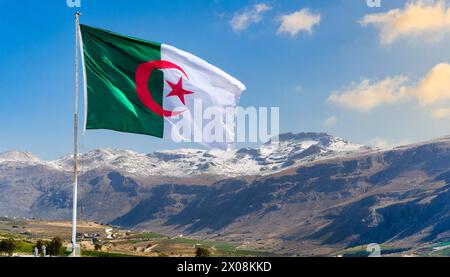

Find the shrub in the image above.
[
  {"left": 0, "top": 239, "right": 16, "bottom": 257},
  {"left": 195, "top": 247, "right": 211, "bottom": 257},
  {"left": 35, "top": 239, "right": 46, "bottom": 251},
  {"left": 47, "top": 237, "right": 63, "bottom": 257},
  {"left": 93, "top": 238, "right": 102, "bottom": 251}
]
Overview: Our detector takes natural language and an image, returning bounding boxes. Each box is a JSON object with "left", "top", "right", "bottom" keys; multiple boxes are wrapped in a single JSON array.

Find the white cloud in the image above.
[
  {"left": 328, "top": 76, "right": 410, "bottom": 111},
  {"left": 369, "top": 137, "right": 410, "bottom": 149},
  {"left": 328, "top": 63, "right": 450, "bottom": 121},
  {"left": 323, "top": 116, "right": 338, "bottom": 127},
  {"left": 231, "top": 3, "right": 271, "bottom": 31},
  {"left": 415, "top": 63, "right": 450, "bottom": 106},
  {"left": 277, "top": 8, "right": 321, "bottom": 37},
  {"left": 360, "top": 0, "right": 450, "bottom": 44},
  {"left": 431, "top": 107, "right": 450, "bottom": 119}
]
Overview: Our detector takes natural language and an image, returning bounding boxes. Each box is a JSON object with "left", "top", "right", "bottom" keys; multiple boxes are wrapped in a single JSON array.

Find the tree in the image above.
[
  {"left": 34, "top": 239, "right": 50, "bottom": 256},
  {"left": 92, "top": 237, "right": 102, "bottom": 251},
  {"left": 47, "top": 237, "right": 63, "bottom": 257},
  {"left": 35, "top": 240, "right": 45, "bottom": 251},
  {"left": 0, "top": 240, "right": 6, "bottom": 256},
  {"left": 195, "top": 247, "right": 211, "bottom": 257},
  {"left": 0, "top": 239, "right": 16, "bottom": 257}
]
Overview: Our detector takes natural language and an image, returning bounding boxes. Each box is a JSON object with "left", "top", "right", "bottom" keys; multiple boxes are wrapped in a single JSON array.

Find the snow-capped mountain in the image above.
[
  {"left": 0, "top": 132, "right": 370, "bottom": 177},
  {"left": 0, "top": 151, "right": 40, "bottom": 163},
  {"left": 3, "top": 132, "right": 450, "bottom": 256}
]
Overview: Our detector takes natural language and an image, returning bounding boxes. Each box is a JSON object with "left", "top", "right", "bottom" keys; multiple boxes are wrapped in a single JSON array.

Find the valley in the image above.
[{"left": 2, "top": 132, "right": 450, "bottom": 256}]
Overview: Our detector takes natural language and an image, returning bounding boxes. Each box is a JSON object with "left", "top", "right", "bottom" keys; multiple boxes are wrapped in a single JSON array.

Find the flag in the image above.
[{"left": 79, "top": 25, "right": 245, "bottom": 148}]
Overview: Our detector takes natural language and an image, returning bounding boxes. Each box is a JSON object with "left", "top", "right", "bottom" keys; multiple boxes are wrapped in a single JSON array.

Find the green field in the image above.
[
  {"left": 1, "top": 218, "right": 274, "bottom": 257},
  {"left": 82, "top": 250, "right": 139, "bottom": 257},
  {"left": 334, "top": 244, "right": 411, "bottom": 257},
  {"left": 111, "top": 233, "right": 275, "bottom": 257}
]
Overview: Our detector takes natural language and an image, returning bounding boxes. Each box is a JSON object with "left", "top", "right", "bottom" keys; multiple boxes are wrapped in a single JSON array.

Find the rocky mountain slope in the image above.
[{"left": 2, "top": 132, "right": 450, "bottom": 255}]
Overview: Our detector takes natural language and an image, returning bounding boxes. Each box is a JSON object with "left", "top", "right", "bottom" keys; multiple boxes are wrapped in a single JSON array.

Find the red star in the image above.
[{"left": 166, "top": 77, "right": 194, "bottom": 105}]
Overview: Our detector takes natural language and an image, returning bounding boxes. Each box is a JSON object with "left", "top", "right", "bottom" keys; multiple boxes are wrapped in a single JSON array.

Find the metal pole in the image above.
[{"left": 72, "top": 11, "right": 81, "bottom": 257}]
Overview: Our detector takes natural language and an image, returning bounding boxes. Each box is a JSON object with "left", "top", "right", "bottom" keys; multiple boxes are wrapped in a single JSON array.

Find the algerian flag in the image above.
[{"left": 79, "top": 25, "right": 245, "bottom": 148}]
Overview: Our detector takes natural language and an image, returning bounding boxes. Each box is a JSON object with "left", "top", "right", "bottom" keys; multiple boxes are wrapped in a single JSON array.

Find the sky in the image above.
[{"left": 2, "top": 0, "right": 450, "bottom": 159}]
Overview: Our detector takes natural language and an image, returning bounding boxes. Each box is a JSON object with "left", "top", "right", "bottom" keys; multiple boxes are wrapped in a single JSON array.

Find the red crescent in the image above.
[{"left": 135, "top": 60, "right": 188, "bottom": 117}]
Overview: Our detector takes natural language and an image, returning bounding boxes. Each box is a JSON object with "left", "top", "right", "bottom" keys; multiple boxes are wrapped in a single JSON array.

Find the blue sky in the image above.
[{"left": 2, "top": 0, "right": 450, "bottom": 159}]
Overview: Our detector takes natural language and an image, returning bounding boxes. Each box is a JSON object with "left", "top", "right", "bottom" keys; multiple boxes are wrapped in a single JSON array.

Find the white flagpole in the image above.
[{"left": 71, "top": 11, "right": 81, "bottom": 257}]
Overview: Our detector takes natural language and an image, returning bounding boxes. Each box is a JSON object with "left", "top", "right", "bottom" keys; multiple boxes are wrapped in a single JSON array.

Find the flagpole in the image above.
[{"left": 71, "top": 11, "right": 81, "bottom": 257}]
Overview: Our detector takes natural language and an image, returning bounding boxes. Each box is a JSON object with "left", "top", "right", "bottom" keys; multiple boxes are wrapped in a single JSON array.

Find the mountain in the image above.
[
  {"left": 2, "top": 132, "right": 450, "bottom": 255},
  {"left": 0, "top": 151, "right": 40, "bottom": 163},
  {"left": 14, "top": 132, "right": 368, "bottom": 178}
]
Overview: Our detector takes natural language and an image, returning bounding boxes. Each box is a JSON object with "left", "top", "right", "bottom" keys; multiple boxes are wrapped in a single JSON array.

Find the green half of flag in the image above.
[{"left": 79, "top": 24, "right": 164, "bottom": 138}]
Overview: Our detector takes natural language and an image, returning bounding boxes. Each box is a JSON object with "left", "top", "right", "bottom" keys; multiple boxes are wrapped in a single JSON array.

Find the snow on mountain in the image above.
[
  {"left": 0, "top": 151, "right": 40, "bottom": 163},
  {"left": 0, "top": 132, "right": 370, "bottom": 177}
]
